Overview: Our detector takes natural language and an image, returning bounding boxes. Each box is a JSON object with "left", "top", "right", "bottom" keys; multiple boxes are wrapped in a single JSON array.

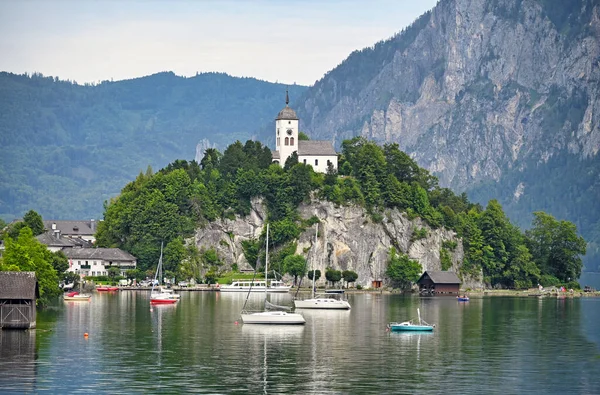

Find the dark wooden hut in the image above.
[
  {"left": 0, "top": 272, "right": 39, "bottom": 329},
  {"left": 417, "top": 271, "right": 461, "bottom": 295}
]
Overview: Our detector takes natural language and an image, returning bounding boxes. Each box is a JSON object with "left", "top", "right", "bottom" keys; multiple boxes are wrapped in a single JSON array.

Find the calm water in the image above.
[{"left": 1, "top": 291, "right": 599, "bottom": 394}]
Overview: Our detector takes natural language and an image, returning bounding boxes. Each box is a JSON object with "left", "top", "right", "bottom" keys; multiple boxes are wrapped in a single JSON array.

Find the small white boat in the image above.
[
  {"left": 150, "top": 244, "right": 180, "bottom": 305},
  {"left": 294, "top": 226, "right": 351, "bottom": 310},
  {"left": 63, "top": 291, "right": 91, "bottom": 301},
  {"left": 388, "top": 308, "right": 434, "bottom": 332},
  {"left": 241, "top": 224, "right": 305, "bottom": 325}
]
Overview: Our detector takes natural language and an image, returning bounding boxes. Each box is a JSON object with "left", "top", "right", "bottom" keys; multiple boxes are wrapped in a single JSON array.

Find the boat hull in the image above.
[
  {"left": 241, "top": 311, "right": 305, "bottom": 324},
  {"left": 294, "top": 299, "right": 351, "bottom": 310},
  {"left": 150, "top": 299, "right": 178, "bottom": 305},
  {"left": 457, "top": 297, "right": 470, "bottom": 302},
  {"left": 389, "top": 325, "right": 434, "bottom": 332},
  {"left": 64, "top": 296, "right": 91, "bottom": 301},
  {"left": 97, "top": 287, "right": 119, "bottom": 292},
  {"left": 219, "top": 286, "right": 290, "bottom": 293}
]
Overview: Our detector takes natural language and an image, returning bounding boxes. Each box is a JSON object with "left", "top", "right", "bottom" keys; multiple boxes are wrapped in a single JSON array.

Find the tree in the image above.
[
  {"left": 298, "top": 131, "right": 310, "bottom": 141},
  {"left": 325, "top": 267, "right": 342, "bottom": 287},
  {"left": 283, "top": 254, "right": 306, "bottom": 285},
  {"left": 307, "top": 269, "right": 321, "bottom": 282},
  {"left": 283, "top": 151, "right": 299, "bottom": 171},
  {"left": 342, "top": 270, "right": 358, "bottom": 288},
  {"left": 386, "top": 247, "right": 422, "bottom": 290},
  {"left": 23, "top": 210, "right": 44, "bottom": 235},
  {"left": 1, "top": 227, "right": 60, "bottom": 305},
  {"left": 525, "top": 211, "right": 586, "bottom": 282},
  {"left": 107, "top": 266, "right": 121, "bottom": 282}
]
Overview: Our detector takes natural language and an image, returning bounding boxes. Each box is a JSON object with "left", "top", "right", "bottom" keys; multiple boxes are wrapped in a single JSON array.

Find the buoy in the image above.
[
  {"left": 234, "top": 321, "right": 239, "bottom": 325},
  {"left": 84, "top": 332, "right": 89, "bottom": 338}
]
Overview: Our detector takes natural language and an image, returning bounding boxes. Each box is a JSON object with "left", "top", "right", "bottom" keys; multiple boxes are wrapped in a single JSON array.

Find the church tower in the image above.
[{"left": 274, "top": 89, "right": 299, "bottom": 166}]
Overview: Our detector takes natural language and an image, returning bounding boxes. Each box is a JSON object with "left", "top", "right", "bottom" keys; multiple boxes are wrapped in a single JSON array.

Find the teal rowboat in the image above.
[{"left": 387, "top": 308, "right": 435, "bottom": 332}]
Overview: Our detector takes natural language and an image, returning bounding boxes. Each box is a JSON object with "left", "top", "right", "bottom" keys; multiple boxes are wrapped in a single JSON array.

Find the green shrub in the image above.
[
  {"left": 565, "top": 280, "right": 580, "bottom": 290},
  {"left": 442, "top": 240, "right": 458, "bottom": 251},
  {"left": 371, "top": 212, "right": 384, "bottom": 223},
  {"left": 356, "top": 284, "right": 363, "bottom": 290},
  {"left": 411, "top": 227, "right": 428, "bottom": 242},
  {"left": 440, "top": 248, "right": 452, "bottom": 271},
  {"left": 540, "top": 274, "right": 561, "bottom": 287}
]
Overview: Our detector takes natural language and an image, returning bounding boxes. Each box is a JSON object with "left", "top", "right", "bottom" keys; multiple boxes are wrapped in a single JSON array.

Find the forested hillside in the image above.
[
  {"left": 95, "top": 137, "right": 586, "bottom": 290},
  {"left": 290, "top": 0, "right": 600, "bottom": 270},
  {"left": 0, "top": 72, "right": 307, "bottom": 221}
]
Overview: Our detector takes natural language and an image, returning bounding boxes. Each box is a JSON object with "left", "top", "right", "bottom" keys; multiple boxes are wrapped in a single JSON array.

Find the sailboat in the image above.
[
  {"left": 387, "top": 308, "right": 435, "bottom": 332},
  {"left": 241, "top": 224, "right": 305, "bottom": 325},
  {"left": 150, "top": 243, "right": 180, "bottom": 305},
  {"left": 294, "top": 225, "right": 351, "bottom": 310}
]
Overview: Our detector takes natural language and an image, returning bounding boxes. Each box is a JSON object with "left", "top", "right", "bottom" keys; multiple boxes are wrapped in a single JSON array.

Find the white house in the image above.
[
  {"left": 272, "top": 91, "right": 337, "bottom": 172},
  {"left": 62, "top": 248, "right": 137, "bottom": 278},
  {"left": 43, "top": 220, "right": 98, "bottom": 243}
]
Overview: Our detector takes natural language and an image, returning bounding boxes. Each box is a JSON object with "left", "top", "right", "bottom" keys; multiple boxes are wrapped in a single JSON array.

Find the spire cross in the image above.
[{"left": 285, "top": 89, "right": 289, "bottom": 106}]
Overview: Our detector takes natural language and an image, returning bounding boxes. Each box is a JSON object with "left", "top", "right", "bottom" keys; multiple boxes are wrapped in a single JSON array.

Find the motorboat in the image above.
[
  {"left": 388, "top": 308, "right": 434, "bottom": 332},
  {"left": 219, "top": 279, "right": 291, "bottom": 293},
  {"left": 457, "top": 296, "right": 470, "bottom": 302},
  {"left": 96, "top": 286, "right": 119, "bottom": 292}
]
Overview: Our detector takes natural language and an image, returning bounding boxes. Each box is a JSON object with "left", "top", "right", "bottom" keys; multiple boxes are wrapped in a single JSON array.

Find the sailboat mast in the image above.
[
  {"left": 312, "top": 224, "right": 317, "bottom": 298},
  {"left": 265, "top": 223, "right": 269, "bottom": 298}
]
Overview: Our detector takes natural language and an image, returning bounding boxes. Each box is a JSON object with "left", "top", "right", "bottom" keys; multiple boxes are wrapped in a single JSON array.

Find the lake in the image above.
[{"left": 1, "top": 291, "right": 599, "bottom": 394}]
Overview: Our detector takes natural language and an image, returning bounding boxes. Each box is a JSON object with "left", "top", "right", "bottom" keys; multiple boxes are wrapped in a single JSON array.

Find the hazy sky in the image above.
[{"left": 0, "top": 0, "right": 438, "bottom": 86}]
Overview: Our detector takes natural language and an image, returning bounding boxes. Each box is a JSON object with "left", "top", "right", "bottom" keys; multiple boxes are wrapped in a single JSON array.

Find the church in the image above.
[{"left": 271, "top": 92, "right": 338, "bottom": 173}]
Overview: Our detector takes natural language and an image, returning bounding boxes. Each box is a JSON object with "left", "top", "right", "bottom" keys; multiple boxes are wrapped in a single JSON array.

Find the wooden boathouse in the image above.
[
  {"left": 417, "top": 271, "right": 461, "bottom": 295},
  {"left": 0, "top": 272, "right": 39, "bottom": 329}
]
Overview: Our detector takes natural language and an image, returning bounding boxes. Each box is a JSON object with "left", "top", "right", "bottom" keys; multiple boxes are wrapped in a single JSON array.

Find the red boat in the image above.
[{"left": 97, "top": 286, "right": 119, "bottom": 292}]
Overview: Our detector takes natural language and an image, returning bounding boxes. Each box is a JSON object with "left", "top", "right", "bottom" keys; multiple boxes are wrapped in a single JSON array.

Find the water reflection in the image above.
[{"left": 0, "top": 330, "right": 37, "bottom": 392}]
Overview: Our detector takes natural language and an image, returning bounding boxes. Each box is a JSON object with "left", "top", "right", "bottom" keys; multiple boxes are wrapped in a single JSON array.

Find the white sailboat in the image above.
[
  {"left": 241, "top": 224, "right": 305, "bottom": 325},
  {"left": 294, "top": 225, "right": 351, "bottom": 310},
  {"left": 150, "top": 243, "right": 180, "bottom": 305}
]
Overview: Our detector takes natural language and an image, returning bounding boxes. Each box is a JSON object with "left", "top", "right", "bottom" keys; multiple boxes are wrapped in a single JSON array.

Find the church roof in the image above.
[
  {"left": 276, "top": 105, "right": 298, "bottom": 120},
  {"left": 298, "top": 140, "right": 337, "bottom": 156}
]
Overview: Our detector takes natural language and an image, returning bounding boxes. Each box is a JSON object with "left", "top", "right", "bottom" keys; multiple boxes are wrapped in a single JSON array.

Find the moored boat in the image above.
[
  {"left": 457, "top": 296, "right": 470, "bottom": 302},
  {"left": 388, "top": 308, "right": 434, "bottom": 332},
  {"left": 97, "top": 286, "right": 119, "bottom": 292},
  {"left": 63, "top": 291, "right": 91, "bottom": 301},
  {"left": 150, "top": 243, "right": 180, "bottom": 305},
  {"left": 219, "top": 279, "right": 291, "bottom": 293},
  {"left": 241, "top": 224, "right": 305, "bottom": 325}
]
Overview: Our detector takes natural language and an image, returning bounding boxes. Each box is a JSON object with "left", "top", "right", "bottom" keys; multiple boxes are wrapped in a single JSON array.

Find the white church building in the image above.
[{"left": 271, "top": 92, "right": 338, "bottom": 173}]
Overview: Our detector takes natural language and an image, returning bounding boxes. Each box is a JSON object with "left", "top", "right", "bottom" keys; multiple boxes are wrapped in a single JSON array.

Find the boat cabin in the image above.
[
  {"left": 0, "top": 272, "right": 39, "bottom": 329},
  {"left": 417, "top": 271, "right": 460, "bottom": 295}
]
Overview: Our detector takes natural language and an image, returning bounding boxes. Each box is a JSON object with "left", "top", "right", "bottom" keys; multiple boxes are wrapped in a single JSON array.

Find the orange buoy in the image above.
[{"left": 84, "top": 332, "right": 89, "bottom": 338}]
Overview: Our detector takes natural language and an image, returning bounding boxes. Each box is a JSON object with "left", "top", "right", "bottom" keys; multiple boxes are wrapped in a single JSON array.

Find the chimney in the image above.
[
  {"left": 51, "top": 223, "right": 56, "bottom": 230},
  {"left": 54, "top": 229, "right": 61, "bottom": 239},
  {"left": 90, "top": 219, "right": 96, "bottom": 232}
]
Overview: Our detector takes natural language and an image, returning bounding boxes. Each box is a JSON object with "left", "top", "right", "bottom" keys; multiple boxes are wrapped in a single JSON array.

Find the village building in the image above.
[
  {"left": 0, "top": 272, "right": 39, "bottom": 329},
  {"left": 272, "top": 91, "right": 337, "bottom": 173},
  {"left": 417, "top": 271, "right": 461, "bottom": 295},
  {"left": 35, "top": 232, "right": 93, "bottom": 252},
  {"left": 43, "top": 220, "right": 98, "bottom": 243},
  {"left": 62, "top": 248, "right": 137, "bottom": 278}
]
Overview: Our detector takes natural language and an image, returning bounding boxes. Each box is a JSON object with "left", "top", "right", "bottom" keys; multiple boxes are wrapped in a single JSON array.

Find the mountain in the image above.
[
  {"left": 0, "top": 72, "right": 307, "bottom": 221},
  {"left": 293, "top": 0, "right": 600, "bottom": 270}
]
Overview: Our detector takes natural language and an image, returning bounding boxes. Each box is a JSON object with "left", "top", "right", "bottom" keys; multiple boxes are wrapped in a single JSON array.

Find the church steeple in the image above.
[{"left": 285, "top": 89, "right": 289, "bottom": 106}]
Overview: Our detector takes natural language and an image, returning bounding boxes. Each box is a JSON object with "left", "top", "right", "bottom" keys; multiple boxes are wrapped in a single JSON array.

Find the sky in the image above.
[{"left": 0, "top": 0, "right": 438, "bottom": 86}]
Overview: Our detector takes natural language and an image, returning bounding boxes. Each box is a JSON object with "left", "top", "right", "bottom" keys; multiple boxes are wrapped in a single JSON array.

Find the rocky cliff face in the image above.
[
  {"left": 193, "top": 199, "right": 481, "bottom": 288},
  {"left": 298, "top": 0, "right": 599, "bottom": 191}
]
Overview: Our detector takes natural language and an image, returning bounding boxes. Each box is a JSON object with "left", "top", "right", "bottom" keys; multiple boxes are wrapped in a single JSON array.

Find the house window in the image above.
[
  {"left": 303, "top": 159, "right": 306, "bottom": 164},
  {"left": 288, "top": 121, "right": 291, "bottom": 124},
  {"left": 290, "top": 137, "right": 294, "bottom": 145},
  {"left": 85, "top": 261, "right": 88, "bottom": 265},
  {"left": 276, "top": 138, "right": 279, "bottom": 147},
  {"left": 78, "top": 261, "right": 81, "bottom": 265},
  {"left": 327, "top": 160, "right": 331, "bottom": 166},
  {"left": 277, "top": 129, "right": 279, "bottom": 136},
  {"left": 315, "top": 159, "right": 319, "bottom": 166},
  {"left": 285, "top": 137, "right": 289, "bottom": 146}
]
